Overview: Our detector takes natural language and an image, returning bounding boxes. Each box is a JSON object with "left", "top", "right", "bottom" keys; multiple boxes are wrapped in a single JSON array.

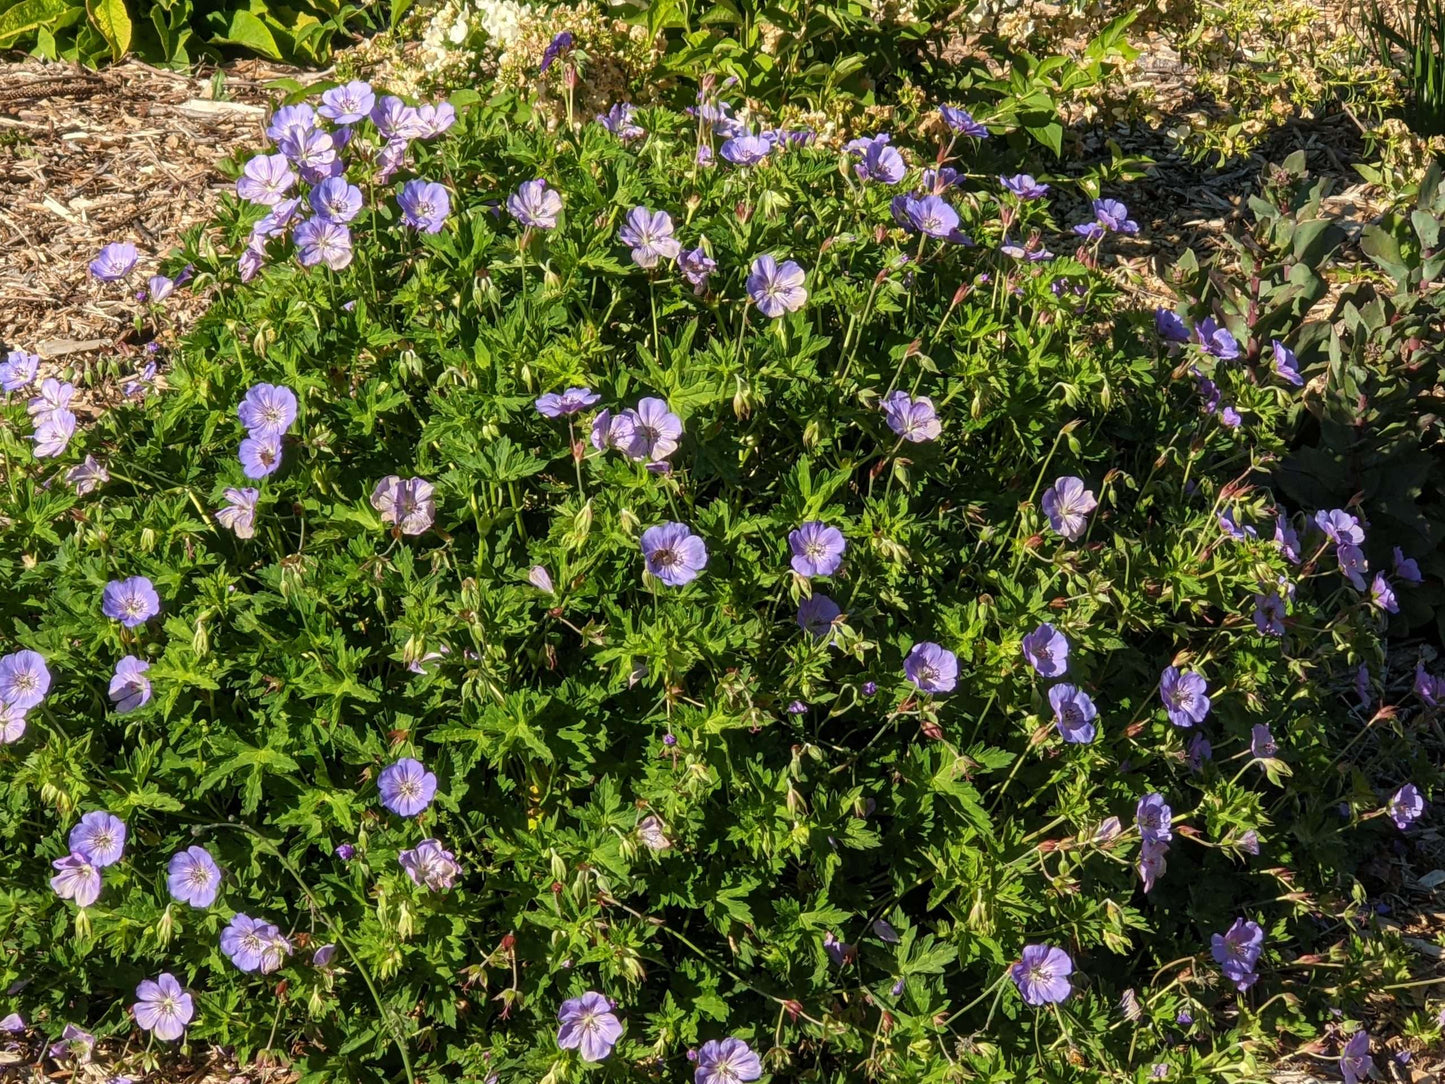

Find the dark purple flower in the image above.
[
  {"left": 641, "top": 522, "right": 708, "bottom": 586},
  {"left": 1159, "top": 666, "right": 1209, "bottom": 727},
  {"left": 1136, "top": 793, "right": 1172, "bottom": 843},
  {"left": 536, "top": 386, "right": 600, "bottom": 417},
  {"left": 695, "top": 1038, "right": 762, "bottom": 1084},
  {"left": 70, "top": 810, "right": 126, "bottom": 866},
  {"left": 378, "top": 757, "right": 437, "bottom": 816},
  {"left": 398, "top": 180, "right": 451, "bottom": 233},
  {"left": 1155, "top": 308, "right": 1190, "bottom": 343},
  {"left": 556, "top": 991, "right": 622, "bottom": 1062},
  {"left": 508, "top": 178, "right": 563, "bottom": 229},
  {"left": 903, "top": 194, "right": 960, "bottom": 239},
  {"left": 904, "top": 642, "right": 958, "bottom": 694},
  {"left": 1193, "top": 318, "right": 1239, "bottom": 360},
  {"left": 1000, "top": 174, "right": 1049, "bottom": 200},
  {"left": 597, "top": 102, "right": 645, "bottom": 141},
  {"left": 798, "top": 594, "right": 842, "bottom": 640},
  {"left": 1338, "top": 543, "right": 1368, "bottom": 591},
  {"left": 89, "top": 242, "right": 139, "bottom": 281},
  {"left": 319, "top": 80, "right": 375, "bottom": 124},
  {"left": 1092, "top": 198, "right": 1139, "bottom": 234},
  {"left": 50, "top": 853, "right": 101, "bottom": 907},
  {"left": 239, "top": 433, "right": 283, "bottom": 479},
  {"left": 1270, "top": 340, "right": 1303, "bottom": 386},
  {"left": 1041, "top": 476, "right": 1097, "bottom": 541},
  {"left": 678, "top": 244, "right": 717, "bottom": 293},
  {"left": 295, "top": 218, "right": 354, "bottom": 270},
  {"left": 1416, "top": 663, "right": 1441, "bottom": 705},
  {"left": 102, "top": 576, "right": 160, "bottom": 628},
  {"left": 619, "top": 207, "right": 682, "bottom": 268},
  {"left": 1186, "top": 733, "right": 1212, "bottom": 772},
  {"left": 1253, "top": 592, "right": 1286, "bottom": 636},
  {"left": 216, "top": 487, "right": 260, "bottom": 539},
  {"left": 335, "top": 842, "right": 356, "bottom": 861},
  {"left": 1388, "top": 783, "right": 1424, "bottom": 829},
  {"left": 1022, "top": 623, "right": 1068, "bottom": 677},
  {"left": 1274, "top": 515, "right": 1300, "bottom": 563},
  {"left": 1393, "top": 547, "right": 1422, "bottom": 583},
  {"left": 1218, "top": 507, "right": 1255, "bottom": 540},
  {"left": 720, "top": 134, "right": 772, "bottom": 166},
  {"left": 1138, "top": 837, "right": 1168, "bottom": 892},
  {"left": 1011, "top": 944, "right": 1072, "bottom": 1005},
  {"left": 846, "top": 134, "right": 906, "bottom": 184},
  {"left": 237, "top": 383, "right": 297, "bottom": 438},
  {"left": 398, "top": 837, "right": 460, "bottom": 890},
  {"left": 1250, "top": 723, "right": 1277, "bottom": 758},
  {"left": 109, "top": 657, "right": 151, "bottom": 713},
  {"left": 539, "top": 30, "right": 573, "bottom": 73},
  {"left": 1356, "top": 664, "right": 1372, "bottom": 709},
  {"left": 167, "top": 846, "right": 221, "bottom": 908},
  {"left": 310, "top": 177, "right": 363, "bottom": 224},
  {"left": 746, "top": 255, "right": 807, "bottom": 317},
  {"left": 789, "top": 521, "right": 846, "bottom": 578},
  {"left": 1049, "top": 684, "right": 1097, "bottom": 743},
  {"left": 0, "top": 349, "right": 39, "bottom": 392},
  {"left": 0, "top": 650, "right": 49, "bottom": 711},
  {"left": 939, "top": 105, "right": 988, "bottom": 137},
  {"left": 1341, "top": 1031, "right": 1372, "bottom": 1084},
  {"left": 822, "top": 930, "right": 855, "bottom": 965},
  {"left": 1211, "top": 918, "right": 1263, "bottom": 988},
  {"left": 862, "top": 681, "right": 877, "bottom": 696},
  {"left": 1371, "top": 573, "right": 1398, "bottom": 614},
  {"left": 787, "top": 700, "right": 807, "bottom": 716}
]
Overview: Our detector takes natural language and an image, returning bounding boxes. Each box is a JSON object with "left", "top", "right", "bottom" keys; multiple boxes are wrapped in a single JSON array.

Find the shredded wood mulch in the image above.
[{"left": 0, "top": 58, "right": 311, "bottom": 373}]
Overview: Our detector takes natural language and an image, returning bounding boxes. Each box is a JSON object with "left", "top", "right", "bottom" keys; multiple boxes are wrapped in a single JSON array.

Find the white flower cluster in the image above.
[{"left": 418, "top": 0, "right": 534, "bottom": 75}]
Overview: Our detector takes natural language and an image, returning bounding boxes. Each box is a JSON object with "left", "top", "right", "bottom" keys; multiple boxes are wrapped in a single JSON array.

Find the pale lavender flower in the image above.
[
  {"left": 1138, "top": 838, "right": 1168, "bottom": 892},
  {"left": 720, "top": 134, "right": 772, "bottom": 166},
  {"left": 920, "top": 166, "right": 962, "bottom": 193},
  {"left": 414, "top": 102, "right": 456, "bottom": 139},
  {"left": 310, "top": 177, "right": 364, "bottom": 224},
  {"left": 295, "top": 218, "right": 353, "bottom": 270},
  {"left": 312, "top": 943, "right": 337, "bottom": 967},
  {"left": 124, "top": 357, "right": 158, "bottom": 396},
  {"left": 1416, "top": 663, "right": 1441, "bottom": 706},
  {"left": 167, "top": 846, "right": 221, "bottom": 908},
  {"left": 1049, "top": 684, "right": 1097, "bottom": 743},
  {"left": 789, "top": 522, "right": 846, "bottom": 578},
  {"left": 678, "top": 244, "right": 717, "bottom": 293},
  {"left": 1212, "top": 919, "right": 1264, "bottom": 989},
  {"left": 1253, "top": 592, "right": 1286, "bottom": 636},
  {"left": 251, "top": 197, "right": 302, "bottom": 242},
  {"left": 746, "top": 255, "right": 807, "bottom": 317},
  {"left": 134, "top": 973, "right": 193, "bottom": 1041},
  {"left": 939, "top": 105, "right": 988, "bottom": 137},
  {"left": 0, "top": 650, "right": 49, "bottom": 711},
  {"left": 1159, "top": 666, "right": 1209, "bottom": 727},
  {"left": 0, "top": 703, "right": 25, "bottom": 745},
  {"left": 1340, "top": 1031, "right": 1373, "bottom": 1084},
  {"left": 1022, "top": 623, "right": 1068, "bottom": 677},
  {"left": 374, "top": 138, "right": 409, "bottom": 184},
  {"left": 536, "top": 387, "right": 600, "bottom": 417},
  {"left": 1338, "top": 543, "right": 1368, "bottom": 591},
  {"left": 695, "top": 1037, "right": 762, "bottom": 1084},
  {"left": 221, "top": 913, "right": 289, "bottom": 973},
  {"left": 370, "top": 476, "right": 436, "bottom": 535},
  {"left": 903, "top": 194, "right": 961, "bottom": 239},
  {"left": 621, "top": 397, "right": 682, "bottom": 460},
  {"left": 398, "top": 838, "right": 461, "bottom": 890},
  {"left": 70, "top": 810, "right": 126, "bottom": 866},
  {"left": 108, "top": 657, "right": 151, "bottom": 713},
  {"left": 590, "top": 408, "right": 636, "bottom": 453},
  {"left": 50, "top": 853, "right": 101, "bottom": 907},
  {"left": 597, "top": 102, "right": 645, "bottom": 141},
  {"left": 904, "top": 642, "right": 958, "bottom": 694},
  {"left": 881, "top": 391, "right": 941, "bottom": 442},
  {"left": 1393, "top": 547, "right": 1422, "bottom": 583},
  {"left": 508, "top": 179, "right": 563, "bottom": 229},
  {"left": 265, "top": 103, "right": 315, "bottom": 145},
  {"left": 1041, "top": 476, "right": 1097, "bottom": 541},
  {"left": 1315, "top": 508, "right": 1365, "bottom": 546},
  {"left": 31, "top": 409, "right": 75, "bottom": 458},
  {"left": 236, "top": 154, "right": 297, "bottom": 206},
  {"left": 398, "top": 180, "right": 451, "bottom": 233},
  {"left": 557, "top": 991, "right": 623, "bottom": 1062},
  {"left": 619, "top": 207, "right": 682, "bottom": 268},
  {"left": 319, "top": 81, "right": 375, "bottom": 124},
  {"left": 102, "top": 576, "right": 160, "bottom": 627},
  {"left": 49, "top": 1023, "right": 95, "bottom": 1064},
  {"left": 1250, "top": 723, "right": 1277, "bottom": 758},
  {"left": 1388, "top": 783, "right": 1425, "bottom": 829},
  {"left": 1011, "top": 944, "right": 1072, "bottom": 1004},
  {"left": 239, "top": 433, "right": 283, "bottom": 479},
  {"left": 216, "top": 487, "right": 260, "bottom": 539},
  {"left": 641, "top": 522, "right": 708, "bottom": 586},
  {"left": 528, "top": 565, "right": 555, "bottom": 593},
  {"left": 636, "top": 814, "right": 671, "bottom": 851},
  {"left": 0, "top": 1013, "right": 22, "bottom": 1032},
  {"left": 237, "top": 383, "right": 297, "bottom": 438},
  {"left": 1271, "top": 340, "right": 1303, "bottom": 386},
  {"left": 89, "top": 242, "right": 138, "bottom": 281},
  {"left": 1371, "top": 573, "right": 1399, "bottom": 614},
  {"left": 370, "top": 96, "right": 425, "bottom": 142},
  {"left": 1000, "top": 174, "right": 1048, "bottom": 200},
  {"left": 378, "top": 757, "right": 437, "bottom": 816},
  {"left": 0, "top": 349, "right": 38, "bottom": 392},
  {"left": 1136, "top": 793, "right": 1173, "bottom": 844},
  {"left": 1238, "top": 829, "right": 1260, "bottom": 854},
  {"left": 145, "top": 274, "right": 175, "bottom": 302},
  {"left": 845, "top": 134, "right": 906, "bottom": 184},
  {"left": 798, "top": 594, "right": 842, "bottom": 640}
]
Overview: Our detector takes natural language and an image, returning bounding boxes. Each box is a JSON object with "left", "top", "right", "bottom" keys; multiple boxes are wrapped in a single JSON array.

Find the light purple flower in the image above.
[
  {"left": 370, "top": 96, "right": 424, "bottom": 142},
  {"left": 236, "top": 154, "right": 297, "bottom": 206},
  {"left": 49, "top": 1023, "right": 96, "bottom": 1063},
  {"left": 903, "top": 194, "right": 961, "bottom": 240},
  {"left": 295, "top": 218, "right": 353, "bottom": 270},
  {"left": 1211, "top": 918, "right": 1263, "bottom": 988},
  {"left": 1340, "top": 1031, "right": 1373, "bottom": 1084},
  {"left": 798, "top": 594, "right": 842, "bottom": 641},
  {"left": 1393, "top": 547, "right": 1422, "bottom": 583},
  {"left": 239, "top": 433, "right": 283, "bottom": 479},
  {"left": 0, "top": 650, "right": 49, "bottom": 711},
  {"left": 1011, "top": 944, "right": 1072, "bottom": 1005},
  {"left": 414, "top": 102, "right": 456, "bottom": 138},
  {"left": 89, "top": 242, "right": 139, "bottom": 281},
  {"left": 312, "top": 943, "right": 337, "bottom": 967},
  {"left": 677, "top": 244, "right": 717, "bottom": 294},
  {"left": 145, "top": 274, "right": 175, "bottom": 302},
  {"left": 370, "top": 476, "right": 436, "bottom": 535},
  {"left": 398, "top": 180, "right": 451, "bottom": 233},
  {"left": 133, "top": 973, "right": 193, "bottom": 1041},
  {"left": 1238, "top": 829, "right": 1260, "bottom": 855},
  {"left": 102, "top": 576, "right": 160, "bottom": 628},
  {"left": 720, "top": 134, "right": 772, "bottom": 166},
  {"left": 0, "top": 1013, "right": 21, "bottom": 1032},
  {"left": 266, "top": 103, "right": 315, "bottom": 145},
  {"left": 1271, "top": 340, "right": 1303, "bottom": 386},
  {"left": 1193, "top": 318, "right": 1239, "bottom": 360},
  {"left": 904, "top": 642, "right": 957, "bottom": 694},
  {"left": 846, "top": 134, "right": 906, "bottom": 184},
  {"left": 50, "top": 853, "right": 101, "bottom": 907},
  {"left": 1000, "top": 174, "right": 1048, "bottom": 200},
  {"left": 536, "top": 387, "right": 600, "bottom": 417},
  {"left": 921, "top": 166, "right": 962, "bottom": 193},
  {"left": 0, "top": 349, "right": 39, "bottom": 392},
  {"left": 1315, "top": 508, "right": 1365, "bottom": 546},
  {"left": 557, "top": 991, "right": 623, "bottom": 1062},
  {"left": 216, "top": 487, "right": 260, "bottom": 539},
  {"left": 221, "top": 913, "right": 290, "bottom": 973},
  {"left": 1274, "top": 515, "right": 1300, "bottom": 563},
  {"left": 590, "top": 408, "right": 635, "bottom": 453},
  {"left": 31, "top": 409, "right": 75, "bottom": 458},
  {"left": 597, "top": 102, "right": 645, "bottom": 141},
  {"left": 641, "top": 522, "right": 708, "bottom": 586},
  {"left": 637, "top": 813, "right": 670, "bottom": 851},
  {"left": 1049, "top": 684, "right": 1097, "bottom": 743},
  {"left": 622, "top": 397, "right": 682, "bottom": 460},
  {"left": 508, "top": 179, "right": 563, "bottom": 229},
  {"left": 1253, "top": 592, "right": 1286, "bottom": 636},
  {"left": 237, "top": 383, "right": 297, "bottom": 438},
  {"left": 747, "top": 254, "right": 808, "bottom": 318},
  {"left": 167, "top": 845, "right": 221, "bottom": 908},
  {"left": 619, "top": 207, "right": 682, "bottom": 268},
  {"left": 789, "top": 522, "right": 846, "bottom": 578},
  {"left": 61, "top": 455, "right": 108, "bottom": 497},
  {"left": 1388, "top": 783, "right": 1424, "bottom": 829},
  {"left": 1041, "top": 476, "right": 1097, "bottom": 541},
  {"left": 881, "top": 391, "right": 941, "bottom": 442},
  {"left": 309, "top": 177, "right": 364, "bottom": 224},
  {"left": 319, "top": 81, "right": 375, "bottom": 124},
  {"left": 1370, "top": 573, "right": 1398, "bottom": 614},
  {"left": 1416, "top": 663, "right": 1442, "bottom": 706},
  {"left": 939, "top": 105, "right": 988, "bottom": 137},
  {"left": 398, "top": 837, "right": 461, "bottom": 890},
  {"left": 1250, "top": 723, "right": 1277, "bottom": 758},
  {"left": 1159, "top": 666, "right": 1209, "bottom": 727},
  {"left": 1338, "top": 543, "right": 1368, "bottom": 591},
  {"left": 528, "top": 565, "right": 555, "bottom": 593},
  {"left": 378, "top": 757, "right": 437, "bottom": 816},
  {"left": 108, "top": 657, "right": 151, "bottom": 714},
  {"left": 1022, "top": 623, "right": 1068, "bottom": 677},
  {"left": 1136, "top": 793, "right": 1172, "bottom": 844},
  {"left": 374, "top": 138, "right": 409, "bottom": 184},
  {"left": 70, "top": 810, "right": 126, "bottom": 867},
  {"left": 695, "top": 1037, "right": 762, "bottom": 1084},
  {"left": 0, "top": 703, "right": 25, "bottom": 745},
  {"left": 1138, "top": 838, "right": 1168, "bottom": 892},
  {"left": 1155, "top": 308, "right": 1190, "bottom": 343}
]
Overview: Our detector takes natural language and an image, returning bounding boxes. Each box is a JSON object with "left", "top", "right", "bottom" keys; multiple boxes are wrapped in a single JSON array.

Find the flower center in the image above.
[
  {"left": 399, "top": 779, "right": 420, "bottom": 799},
  {"left": 188, "top": 865, "right": 212, "bottom": 887},
  {"left": 652, "top": 547, "right": 677, "bottom": 568}
]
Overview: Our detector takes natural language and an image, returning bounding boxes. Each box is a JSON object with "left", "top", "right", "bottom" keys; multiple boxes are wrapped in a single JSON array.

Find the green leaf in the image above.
[
  {"left": 85, "top": 0, "right": 129, "bottom": 59},
  {"left": 212, "top": 8, "right": 280, "bottom": 59},
  {"left": 0, "top": 0, "right": 68, "bottom": 45}
]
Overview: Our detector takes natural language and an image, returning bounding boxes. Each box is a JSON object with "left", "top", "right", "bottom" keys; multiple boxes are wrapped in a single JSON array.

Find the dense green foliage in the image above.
[{"left": 0, "top": 82, "right": 1439, "bottom": 1084}]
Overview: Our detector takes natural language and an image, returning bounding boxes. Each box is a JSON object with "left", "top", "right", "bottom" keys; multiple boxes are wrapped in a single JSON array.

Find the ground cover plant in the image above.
[{"left": 0, "top": 63, "right": 1442, "bottom": 1084}]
